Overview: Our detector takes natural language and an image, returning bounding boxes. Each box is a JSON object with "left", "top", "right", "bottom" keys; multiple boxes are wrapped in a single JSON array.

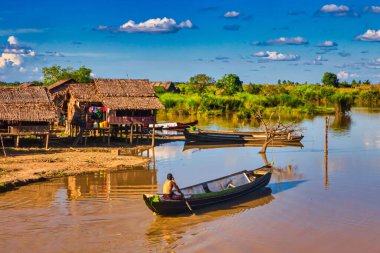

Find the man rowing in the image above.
[{"left": 163, "top": 173, "right": 184, "bottom": 200}]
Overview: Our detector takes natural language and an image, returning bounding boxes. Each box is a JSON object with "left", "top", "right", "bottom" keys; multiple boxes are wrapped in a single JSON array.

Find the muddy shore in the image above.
[{"left": 0, "top": 147, "right": 150, "bottom": 192}]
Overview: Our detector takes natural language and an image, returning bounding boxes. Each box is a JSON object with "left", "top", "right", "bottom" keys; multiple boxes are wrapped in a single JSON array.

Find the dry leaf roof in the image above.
[
  {"left": 0, "top": 87, "right": 57, "bottom": 121},
  {"left": 48, "top": 78, "right": 75, "bottom": 91},
  {"left": 93, "top": 78, "right": 154, "bottom": 97}
]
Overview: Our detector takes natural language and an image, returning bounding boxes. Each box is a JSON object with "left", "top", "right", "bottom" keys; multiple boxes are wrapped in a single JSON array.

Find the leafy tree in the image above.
[
  {"left": 42, "top": 65, "right": 92, "bottom": 85},
  {"left": 189, "top": 74, "right": 215, "bottom": 93},
  {"left": 277, "top": 79, "right": 281, "bottom": 85},
  {"left": 322, "top": 72, "right": 339, "bottom": 87},
  {"left": 215, "top": 74, "right": 243, "bottom": 95},
  {"left": 363, "top": 80, "right": 371, "bottom": 85},
  {"left": 351, "top": 80, "right": 358, "bottom": 87}
]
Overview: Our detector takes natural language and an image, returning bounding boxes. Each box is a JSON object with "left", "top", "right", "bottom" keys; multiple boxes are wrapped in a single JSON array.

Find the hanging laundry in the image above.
[
  {"left": 102, "top": 107, "right": 107, "bottom": 112},
  {"left": 93, "top": 106, "right": 97, "bottom": 113}
]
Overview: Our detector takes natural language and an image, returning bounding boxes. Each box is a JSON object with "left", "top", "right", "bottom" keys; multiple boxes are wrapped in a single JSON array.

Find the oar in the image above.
[{"left": 184, "top": 198, "right": 195, "bottom": 215}]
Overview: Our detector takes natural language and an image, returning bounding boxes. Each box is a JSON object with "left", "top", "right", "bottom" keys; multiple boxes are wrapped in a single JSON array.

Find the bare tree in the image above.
[{"left": 254, "top": 110, "right": 303, "bottom": 153}]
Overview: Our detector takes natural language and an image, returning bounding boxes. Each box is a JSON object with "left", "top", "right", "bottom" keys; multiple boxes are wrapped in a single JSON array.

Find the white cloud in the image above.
[
  {"left": 7, "top": 36, "right": 18, "bottom": 45},
  {"left": 19, "top": 67, "right": 26, "bottom": 73},
  {"left": 0, "top": 36, "right": 35, "bottom": 69},
  {"left": 321, "top": 4, "right": 349, "bottom": 13},
  {"left": 99, "top": 17, "right": 194, "bottom": 33},
  {"left": 261, "top": 36, "right": 308, "bottom": 45},
  {"left": 224, "top": 11, "right": 240, "bottom": 18},
  {"left": 0, "top": 28, "right": 44, "bottom": 36},
  {"left": 253, "top": 51, "right": 299, "bottom": 61},
  {"left": 317, "top": 40, "right": 338, "bottom": 47},
  {"left": 369, "top": 6, "right": 380, "bottom": 13},
  {"left": 367, "top": 58, "right": 380, "bottom": 69},
  {"left": 337, "top": 71, "right": 359, "bottom": 80},
  {"left": 356, "top": 29, "right": 380, "bottom": 42}
]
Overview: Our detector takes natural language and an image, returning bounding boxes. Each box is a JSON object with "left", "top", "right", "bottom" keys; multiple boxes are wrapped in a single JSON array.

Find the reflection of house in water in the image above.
[
  {"left": 65, "top": 167, "right": 158, "bottom": 200},
  {"left": 0, "top": 181, "right": 62, "bottom": 210}
]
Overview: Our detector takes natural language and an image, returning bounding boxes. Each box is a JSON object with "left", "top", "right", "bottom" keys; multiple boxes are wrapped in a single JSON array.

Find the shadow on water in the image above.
[
  {"left": 268, "top": 180, "right": 307, "bottom": 194},
  {"left": 146, "top": 187, "right": 274, "bottom": 249}
]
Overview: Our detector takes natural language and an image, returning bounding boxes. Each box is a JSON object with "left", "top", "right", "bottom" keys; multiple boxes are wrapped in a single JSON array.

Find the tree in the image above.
[
  {"left": 189, "top": 74, "right": 215, "bottom": 93},
  {"left": 363, "top": 80, "right": 371, "bottom": 85},
  {"left": 215, "top": 74, "right": 243, "bottom": 95},
  {"left": 254, "top": 110, "right": 303, "bottom": 153},
  {"left": 42, "top": 65, "right": 92, "bottom": 85},
  {"left": 322, "top": 72, "right": 339, "bottom": 87}
]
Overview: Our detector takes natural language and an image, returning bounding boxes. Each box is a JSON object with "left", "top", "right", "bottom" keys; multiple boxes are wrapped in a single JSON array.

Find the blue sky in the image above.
[{"left": 1, "top": 0, "right": 380, "bottom": 83}]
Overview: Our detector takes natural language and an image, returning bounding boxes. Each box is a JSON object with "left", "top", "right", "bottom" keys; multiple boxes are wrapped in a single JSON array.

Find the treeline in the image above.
[{"left": 157, "top": 73, "right": 380, "bottom": 118}]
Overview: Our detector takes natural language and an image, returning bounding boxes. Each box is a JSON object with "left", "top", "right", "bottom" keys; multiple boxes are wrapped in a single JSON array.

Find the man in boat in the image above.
[{"left": 163, "top": 173, "right": 184, "bottom": 200}]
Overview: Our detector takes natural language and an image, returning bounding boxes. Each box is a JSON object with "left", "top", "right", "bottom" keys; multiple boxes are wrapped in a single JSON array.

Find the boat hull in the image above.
[{"left": 143, "top": 168, "right": 272, "bottom": 215}]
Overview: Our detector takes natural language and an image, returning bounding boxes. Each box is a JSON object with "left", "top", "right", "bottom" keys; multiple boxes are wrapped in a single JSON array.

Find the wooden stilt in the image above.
[
  {"left": 0, "top": 134, "right": 6, "bottom": 157},
  {"left": 15, "top": 135, "right": 19, "bottom": 148},
  {"left": 151, "top": 123, "right": 155, "bottom": 147},
  {"left": 130, "top": 124, "right": 133, "bottom": 145},
  {"left": 45, "top": 134, "right": 49, "bottom": 150},
  {"left": 108, "top": 125, "right": 112, "bottom": 146}
]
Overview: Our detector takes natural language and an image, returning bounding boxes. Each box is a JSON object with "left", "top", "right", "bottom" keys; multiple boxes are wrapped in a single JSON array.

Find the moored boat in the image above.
[
  {"left": 148, "top": 120, "right": 198, "bottom": 131},
  {"left": 143, "top": 165, "right": 272, "bottom": 215},
  {"left": 184, "top": 128, "right": 303, "bottom": 143}
]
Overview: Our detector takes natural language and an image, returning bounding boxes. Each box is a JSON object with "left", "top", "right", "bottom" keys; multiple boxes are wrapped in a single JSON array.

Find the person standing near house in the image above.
[{"left": 163, "top": 173, "right": 184, "bottom": 200}]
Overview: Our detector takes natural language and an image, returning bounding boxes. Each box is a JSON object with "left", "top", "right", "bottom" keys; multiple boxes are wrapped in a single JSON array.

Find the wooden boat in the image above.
[
  {"left": 143, "top": 165, "right": 272, "bottom": 215},
  {"left": 184, "top": 128, "right": 303, "bottom": 143},
  {"left": 182, "top": 141, "right": 304, "bottom": 151},
  {"left": 148, "top": 120, "right": 198, "bottom": 130}
]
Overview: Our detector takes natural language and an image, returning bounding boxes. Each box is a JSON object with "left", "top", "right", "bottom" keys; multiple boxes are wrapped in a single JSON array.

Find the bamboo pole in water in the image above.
[{"left": 324, "top": 116, "right": 329, "bottom": 188}]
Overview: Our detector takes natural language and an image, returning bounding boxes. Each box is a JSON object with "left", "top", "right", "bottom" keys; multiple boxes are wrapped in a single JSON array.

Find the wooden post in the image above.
[
  {"left": 324, "top": 116, "right": 329, "bottom": 189},
  {"left": 0, "top": 134, "right": 6, "bottom": 157},
  {"left": 15, "top": 135, "right": 20, "bottom": 148},
  {"left": 130, "top": 124, "right": 133, "bottom": 145},
  {"left": 151, "top": 123, "right": 155, "bottom": 147},
  {"left": 45, "top": 134, "right": 49, "bottom": 150},
  {"left": 107, "top": 125, "right": 112, "bottom": 146}
]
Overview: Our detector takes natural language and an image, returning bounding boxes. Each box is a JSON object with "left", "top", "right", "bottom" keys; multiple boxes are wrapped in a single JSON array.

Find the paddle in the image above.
[{"left": 184, "top": 198, "right": 195, "bottom": 215}]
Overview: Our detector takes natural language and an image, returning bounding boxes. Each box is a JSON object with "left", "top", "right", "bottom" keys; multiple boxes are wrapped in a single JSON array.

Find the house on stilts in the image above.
[
  {"left": 64, "top": 78, "right": 164, "bottom": 145},
  {"left": 0, "top": 86, "right": 57, "bottom": 148}
]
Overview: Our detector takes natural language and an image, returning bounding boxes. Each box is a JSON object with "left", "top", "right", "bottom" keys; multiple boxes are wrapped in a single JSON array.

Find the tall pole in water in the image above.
[{"left": 324, "top": 116, "right": 329, "bottom": 189}]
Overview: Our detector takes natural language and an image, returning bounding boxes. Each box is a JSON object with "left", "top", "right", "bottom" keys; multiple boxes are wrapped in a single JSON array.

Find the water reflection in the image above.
[
  {"left": 146, "top": 187, "right": 274, "bottom": 250},
  {"left": 330, "top": 114, "right": 352, "bottom": 135},
  {"left": 65, "top": 167, "right": 158, "bottom": 200}
]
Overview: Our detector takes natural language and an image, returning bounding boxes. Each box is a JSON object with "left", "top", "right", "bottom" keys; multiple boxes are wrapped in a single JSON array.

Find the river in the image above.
[{"left": 1, "top": 108, "right": 380, "bottom": 253}]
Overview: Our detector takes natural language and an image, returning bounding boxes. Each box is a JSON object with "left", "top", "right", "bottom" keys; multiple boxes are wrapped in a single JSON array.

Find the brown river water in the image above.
[{"left": 1, "top": 108, "right": 380, "bottom": 253}]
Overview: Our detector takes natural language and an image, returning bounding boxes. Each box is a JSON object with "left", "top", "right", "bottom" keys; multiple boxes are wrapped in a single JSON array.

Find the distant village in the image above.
[{"left": 0, "top": 79, "right": 176, "bottom": 148}]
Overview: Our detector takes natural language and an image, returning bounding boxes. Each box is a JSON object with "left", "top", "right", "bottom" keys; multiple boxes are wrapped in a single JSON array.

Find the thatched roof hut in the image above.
[
  {"left": 93, "top": 78, "right": 164, "bottom": 110},
  {"left": 68, "top": 83, "right": 100, "bottom": 103},
  {"left": 0, "top": 86, "right": 56, "bottom": 122},
  {"left": 48, "top": 78, "right": 76, "bottom": 94},
  {"left": 150, "top": 81, "right": 179, "bottom": 93},
  {"left": 19, "top": 82, "right": 36, "bottom": 88}
]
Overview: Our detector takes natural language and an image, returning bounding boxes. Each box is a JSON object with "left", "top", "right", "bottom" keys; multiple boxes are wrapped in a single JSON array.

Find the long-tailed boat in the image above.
[
  {"left": 148, "top": 120, "right": 198, "bottom": 131},
  {"left": 183, "top": 128, "right": 303, "bottom": 143},
  {"left": 143, "top": 165, "right": 272, "bottom": 215}
]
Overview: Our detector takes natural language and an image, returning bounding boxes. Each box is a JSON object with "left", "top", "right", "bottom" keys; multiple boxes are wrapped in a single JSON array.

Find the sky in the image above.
[{"left": 0, "top": 0, "right": 380, "bottom": 83}]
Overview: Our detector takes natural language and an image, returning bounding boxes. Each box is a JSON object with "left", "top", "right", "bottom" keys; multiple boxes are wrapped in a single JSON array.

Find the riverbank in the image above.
[{"left": 0, "top": 147, "right": 150, "bottom": 192}]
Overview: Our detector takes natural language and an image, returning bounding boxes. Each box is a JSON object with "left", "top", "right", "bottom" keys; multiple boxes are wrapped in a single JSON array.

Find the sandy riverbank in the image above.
[{"left": 0, "top": 147, "right": 150, "bottom": 192}]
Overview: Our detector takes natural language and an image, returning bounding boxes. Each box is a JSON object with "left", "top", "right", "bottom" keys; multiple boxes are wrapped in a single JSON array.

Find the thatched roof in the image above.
[
  {"left": 0, "top": 87, "right": 57, "bottom": 122},
  {"left": 151, "top": 81, "right": 172, "bottom": 90},
  {"left": 48, "top": 79, "right": 75, "bottom": 92},
  {"left": 94, "top": 78, "right": 154, "bottom": 97},
  {"left": 68, "top": 79, "right": 165, "bottom": 110},
  {"left": 102, "top": 97, "right": 164, "bottom": 110},
  {"left": 68, "top": 84, "right": 100, "bottom": 102},
  {"left": 19, "top": 82, "right": 36, "bottom": 88}
]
